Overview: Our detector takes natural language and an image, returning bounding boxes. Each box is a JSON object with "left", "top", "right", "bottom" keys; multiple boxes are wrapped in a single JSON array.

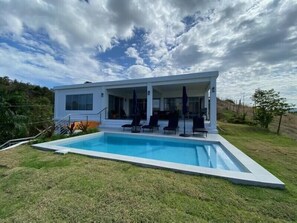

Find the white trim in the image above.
[
  {"left": 146, "top": 83, "right": 153, "bottom": 121},
  {"left": 1, "top": 141, "right": 30, "bottom": 151},
  {"left": 210, "top": 77, "right": 217, "bottom": 132},
  {"left": 33, "top": 131, "right": 285, "bottom": 189},
  {"left": 54, "top": 71, "right": 219, "bottom": 90}
]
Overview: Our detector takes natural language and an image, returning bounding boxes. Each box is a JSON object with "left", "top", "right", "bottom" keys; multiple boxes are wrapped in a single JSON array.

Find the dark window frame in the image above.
[{"left": 65, "top": 94, "right": 93, "bottom": 111}]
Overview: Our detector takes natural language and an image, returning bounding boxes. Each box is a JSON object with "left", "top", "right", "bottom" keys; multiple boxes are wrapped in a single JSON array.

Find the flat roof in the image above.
[{"left": 54, "top": 71, "right": 219, "bottom": 90}]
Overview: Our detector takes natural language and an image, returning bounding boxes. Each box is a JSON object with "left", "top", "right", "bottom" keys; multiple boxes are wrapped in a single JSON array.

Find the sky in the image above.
[{"left": 0, "top": 0, "right": 296, "bottom": 105}]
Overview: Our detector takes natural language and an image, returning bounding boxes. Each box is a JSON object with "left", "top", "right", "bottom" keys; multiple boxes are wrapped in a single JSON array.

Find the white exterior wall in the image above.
[
  {"left": 209, "top": 77, "right": 217, "bottom": 133},
  {"left": 54, "top": 86, "right": 103, "bottom": 121},
  {"left": 54, "top": 71, "right": 219, "bottom": 133}
]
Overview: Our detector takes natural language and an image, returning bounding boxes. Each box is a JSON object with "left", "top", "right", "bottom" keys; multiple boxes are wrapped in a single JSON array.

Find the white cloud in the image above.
[
  {"left": 126, "top": 65, "right": 151, "bottom": 79},
  {"left": 125, "top": 47, "right": 144, "bottom": 65},
  {"left": 0, "top": 42, "right": 105, "bottom": 86},
  {"left": 0, "top": 0, "right": 296, "bottom": 104},
  {"left": 1, "top": 14, "right": 23, "bottom": 35}
]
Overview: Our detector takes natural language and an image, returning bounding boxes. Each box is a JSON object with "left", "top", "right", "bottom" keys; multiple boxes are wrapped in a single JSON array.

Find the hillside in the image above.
[
  {"left": 217, "top": 98, "right": 297, "bottom": 140},
  {"left": 269, "top": 113, "right": 297, "bottom": 139},
  {"left": 0, "top": 76, "right": 54, "bottom": 144}
]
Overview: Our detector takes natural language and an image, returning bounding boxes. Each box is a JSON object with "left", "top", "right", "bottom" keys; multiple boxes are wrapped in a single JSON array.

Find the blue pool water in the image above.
[{"left": 61, "top": 133, "right": 247, "bottom": 172}]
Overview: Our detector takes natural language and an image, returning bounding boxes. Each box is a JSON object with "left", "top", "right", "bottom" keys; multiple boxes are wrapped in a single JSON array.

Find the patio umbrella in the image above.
[
  {"left": 132, "top": 89, "right": 138, "bottom": 116},
  {"left": 182, "top": 86, "right": 188, "bottom": 116},
  {"left": 131, "top": 89, "right": 140, "bottom": 133},
  {"left": 180, "top": 86, "right": 190, "bottom": 137}
]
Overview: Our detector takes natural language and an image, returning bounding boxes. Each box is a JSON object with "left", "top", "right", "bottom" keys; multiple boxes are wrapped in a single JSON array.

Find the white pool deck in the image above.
[{"left": 33, "top": 127, "right": 285, "bottom": 189}]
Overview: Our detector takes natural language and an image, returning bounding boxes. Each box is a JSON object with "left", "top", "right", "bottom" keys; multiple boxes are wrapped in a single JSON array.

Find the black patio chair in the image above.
[
  {"left": 192, "top": 116, "right": 208, "bottom": 137},
  {"left": 122, "top": 115, "right": 141, "bottom": 131},
  {"left": 142, "top": 115, "right": 159, "bottom": 132},
  {"left": 163, "top": 114, "right": 179, "bottom": 134}
]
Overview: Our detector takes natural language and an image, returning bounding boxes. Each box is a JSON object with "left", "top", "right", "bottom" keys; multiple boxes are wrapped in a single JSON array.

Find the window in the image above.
[
  {"left": 128, "top": 98, "right": 147, "bottom": 119},
  {"left": 66, "top": 94, "right": 93, "bottom": 110},
  {"left": 164, "top": 98, "right": 182, "bottom": 111},
  {"left": 163, "top": 97, "right": 205, "bottom": 118},
  {"left": 108, "top": 95, "right": 125, "bottom": 119},
  {"left": 153, "top": 98, "right": 160, "bottom": 111}
]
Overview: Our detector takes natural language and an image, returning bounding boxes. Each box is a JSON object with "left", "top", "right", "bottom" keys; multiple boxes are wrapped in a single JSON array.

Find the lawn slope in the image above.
[{"left": 0, "top": 123, "right": 296, "bottom": 222}]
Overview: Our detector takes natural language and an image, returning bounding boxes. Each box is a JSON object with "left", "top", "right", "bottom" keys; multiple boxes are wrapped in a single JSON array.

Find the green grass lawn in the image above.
[{"left": 1, "top": 123, "right": 297, "bottom": 222}]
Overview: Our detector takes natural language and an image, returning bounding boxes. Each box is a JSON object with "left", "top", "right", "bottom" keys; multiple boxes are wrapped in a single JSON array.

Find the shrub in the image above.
[
  {"left": 67, "top": 122, "right": 76, "bottom": 135},
  {"left": 78, "top": 121, "right": 89, "bottom": 133}
]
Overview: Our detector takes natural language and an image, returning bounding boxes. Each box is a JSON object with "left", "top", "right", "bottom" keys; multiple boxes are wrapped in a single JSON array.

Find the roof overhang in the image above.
[{"left": 53, "top": 71, "right": 219, "bottom": 91}]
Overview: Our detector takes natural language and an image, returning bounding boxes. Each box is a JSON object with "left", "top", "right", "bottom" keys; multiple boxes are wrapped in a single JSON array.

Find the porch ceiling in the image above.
[
  {"left": 107, "top": 82, "right": 209, "bottom": 98},
  {"left": 153, "top": 82, "right": 209, "bottom": 92},
  {"left": 108, "top": 82, "right": 209, "bottom": 93},
  {"left": 108, "top": 86, "right": 147, "bottom": 96}
]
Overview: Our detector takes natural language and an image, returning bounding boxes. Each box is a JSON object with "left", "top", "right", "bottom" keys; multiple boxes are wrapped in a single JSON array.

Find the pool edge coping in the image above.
[{"left": 33, "top": 131, "right": 285, "bottom": 189}]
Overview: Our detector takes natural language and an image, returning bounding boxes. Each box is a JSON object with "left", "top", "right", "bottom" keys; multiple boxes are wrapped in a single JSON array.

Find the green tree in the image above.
[
  {"left": 274, "top": 100, "right": 294, "bottom": 135},
  {"left": 0, "top": 100, "right": 28, "bottom": 144},
  {"left": 0, "top": 76, "right": 54, "bottom": 144},
  {"left": 252, "top": 89, "right": 294, "bottom": 133}
]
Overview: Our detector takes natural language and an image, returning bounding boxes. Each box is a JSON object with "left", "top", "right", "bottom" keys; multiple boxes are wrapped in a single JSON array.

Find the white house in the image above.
[{"left": 54, "top": 71, "right": 219, "bottom": 133}]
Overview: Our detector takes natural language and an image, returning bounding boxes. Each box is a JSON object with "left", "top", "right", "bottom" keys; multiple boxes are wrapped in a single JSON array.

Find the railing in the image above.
[
  {"left": 0, "top": 108, "right": 108, "bottom": 150},
  {"left": 0, "top": 114, "right": 71, "bottom": 150},
  {"left": 0, "top": 136, "right": 38, "bottom": 150},
  {"left": 97, "top": 107, "right": 107, "bottom": 123},
  {"left": 53, "top": 114, "right": 72, "bottom": 135},
  {"left": 79, "top": 107, "right": 107, "bottom": 123}
]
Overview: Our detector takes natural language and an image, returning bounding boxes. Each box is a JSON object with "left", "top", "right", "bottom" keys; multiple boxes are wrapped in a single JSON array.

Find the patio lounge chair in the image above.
[
  {"left": 142, "top": 115, "right": 159, "bottom": 132},
  {"left": 122, "top": 115, "right": 141, "bottom": 131},
  {"left": 192, "top": 116, "right": 208, "bottom": 137},
  {"left": 163, "top": 114, "right": 179, "bottom": 134}
]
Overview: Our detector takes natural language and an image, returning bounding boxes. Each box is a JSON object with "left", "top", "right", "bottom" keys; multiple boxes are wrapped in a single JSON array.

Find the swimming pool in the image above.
[
  {"left": 34, "top": 131, "right": 285, "bottom": 188},
  {"left": 60, "top": 133, "right": 247, "bottom": 172}
]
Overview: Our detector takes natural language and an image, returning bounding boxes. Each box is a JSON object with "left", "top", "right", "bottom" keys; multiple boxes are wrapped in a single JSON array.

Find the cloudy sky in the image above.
[{"left": 0, "top": 0, "right": 296, "bottom": 105}]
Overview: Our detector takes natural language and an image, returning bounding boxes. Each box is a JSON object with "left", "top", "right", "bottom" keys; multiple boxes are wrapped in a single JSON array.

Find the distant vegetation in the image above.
[
  {"left": 217, "top": 98, "right": 249, "bottom": 124},
  {"left": 252, "top": 88, "right": 294, "bottom": 134},
  {"left": 218, "top": 89, "right": 297, "bottom": 139},
  {"left": 0, "top": 76, "right": 54, "bottom": 144}
]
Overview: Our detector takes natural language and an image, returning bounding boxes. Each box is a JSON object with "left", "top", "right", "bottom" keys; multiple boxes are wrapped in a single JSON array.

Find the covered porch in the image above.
[{"left": 100, "top": 72, "right": 218, "bottom": 133}]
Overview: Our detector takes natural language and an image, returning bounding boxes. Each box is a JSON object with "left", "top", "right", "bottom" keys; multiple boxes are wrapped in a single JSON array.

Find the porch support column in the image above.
[
  {"left": 209, "top": 78, "right": 218, "bottom": 133},
  {"left": 147, "top": 83, "right": 153, "bottom": 121},
  {"left": 100, "top": 87, "right": 107, "bottom": 121},
  {"left": 204, "top": 90, "right": 209, "bottom": 120}
]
